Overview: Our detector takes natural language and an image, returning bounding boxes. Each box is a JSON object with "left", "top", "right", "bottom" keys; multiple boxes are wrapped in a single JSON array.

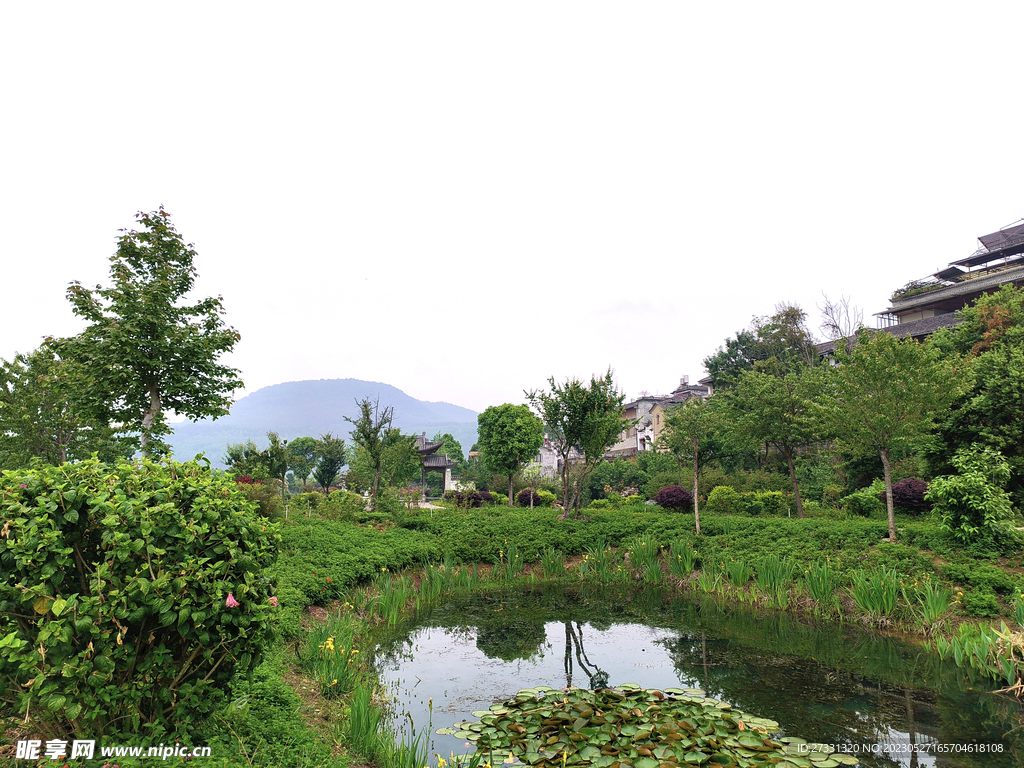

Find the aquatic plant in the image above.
[
  {"left": 667, "top": 541, "right": 698, "bottom": 579},
  {"left": 754, "top": 554, "right": 796, "bottom": 594},
  {"left": 849, "top": 568, "right": 901, "bottom": 621},
  {"left": 541, "top": 547, "right": 566, "bottom": 579},
  {"left": 801, "top": 561, "right": 842, "bottom": 611},
  {"left": 440, "top": 685, "right": 861, "bottom": 767},
  {"left": 725, "top": 559, "right": 753, "bottom": 588}
]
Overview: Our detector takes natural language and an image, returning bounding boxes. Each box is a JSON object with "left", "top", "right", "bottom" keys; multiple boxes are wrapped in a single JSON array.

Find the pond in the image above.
[{"left": 373, "top": 583, "right": 1023, "bottom": 768}]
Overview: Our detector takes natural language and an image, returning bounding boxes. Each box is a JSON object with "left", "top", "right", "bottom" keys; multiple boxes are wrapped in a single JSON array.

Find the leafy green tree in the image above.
[
  {"left": 703, "top": 303, "right": 817, "bottom": 388},
  {"left": 928, "top": 285, "right": 1024, "bottom": 507},
  {"left": 223, "top": 439, "right": 270, "bottom": 479},
  {"left": 817, "top": 330, "right": 963, "bottom": 542},
  {"left": 312, "top": 432, "right": 348, "bottom": 492},
  {"left": 265, "top": 431, "right": 289, "bottom": 499},
  {"left": 0, "top": 345, "right": 128, "bottom": 467},
  {"left": 477, "top": 404, "right": 545, "bottom": 507},
  {"left": 379, "top": 429, "right": 421, "bottom": 488},
  {"left": 723, "top": 368, "right": 817, "bottom": 518},
  {"left": 287, "top": 436, "right": 318, "bottom": 487},
  {"left": 56, "top": 208, "right": 241, "bottom": 457},
  {"left": 526, "top": 369, "right": 627, "bottom": 516},
  {"left": 344, "top": 398, "right": 394, "bottom": 508},
  {"left": 658, "top": 398, "right": 720, "bottom": 534}
]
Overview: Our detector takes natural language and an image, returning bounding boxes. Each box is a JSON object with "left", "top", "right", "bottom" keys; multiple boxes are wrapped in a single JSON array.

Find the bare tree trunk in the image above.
[
  {"left": 880, "top": 448, "right": 897, "bottom": 542},
  {"left": 508, "top": 474, "right": 514, "bottom": 507},
  {"left": 140, "top": 381, "right": 161, "bottom": 458},
  {"left": 784, "top": 447, "right": 804, "bottom": 518},
  {"left": 692, "top": 437, "right": 701, "bottom": 535}
]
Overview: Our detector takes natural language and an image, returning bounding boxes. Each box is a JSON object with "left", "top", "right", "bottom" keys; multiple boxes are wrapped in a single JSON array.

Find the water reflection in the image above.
[{"left": 373, "top": 584, "right": 1023, "bottom": 768}]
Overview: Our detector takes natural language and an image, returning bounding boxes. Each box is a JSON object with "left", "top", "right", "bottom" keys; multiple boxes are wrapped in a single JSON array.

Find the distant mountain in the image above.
[{"left": 167, "top": 379, "right": 479, "bottom": 467}]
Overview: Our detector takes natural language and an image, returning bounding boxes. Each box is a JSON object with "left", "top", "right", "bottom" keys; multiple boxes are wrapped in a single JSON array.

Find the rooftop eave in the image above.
[{"left": 887, "top": 264, "right": 1024, "bottom": 314}]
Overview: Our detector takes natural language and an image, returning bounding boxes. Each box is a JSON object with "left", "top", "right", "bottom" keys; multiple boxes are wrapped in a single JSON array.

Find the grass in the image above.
[{"left": 850, "top": 568, "right": 902, "bottom": 622}]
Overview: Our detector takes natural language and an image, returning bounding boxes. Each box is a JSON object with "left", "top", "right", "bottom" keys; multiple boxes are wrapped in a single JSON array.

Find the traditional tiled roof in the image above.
[
  {"left": 815, "top": 312, "right": 963, "bottom": 355},
  {"left": 422, "top": 454, "right": 456, "bottom": 469}
]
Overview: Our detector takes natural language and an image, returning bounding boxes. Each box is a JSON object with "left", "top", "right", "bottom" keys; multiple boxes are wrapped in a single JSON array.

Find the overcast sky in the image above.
[{"left": 3, "top": 3, "right": 1022, "bottom": 415}]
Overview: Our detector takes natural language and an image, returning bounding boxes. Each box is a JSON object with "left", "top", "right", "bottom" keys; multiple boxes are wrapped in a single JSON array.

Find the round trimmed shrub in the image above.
[
  {"left": 707, "top": 485, "right": 740, "bottom": 514},
  {"left": 654, "top": 485, "right": 693, "bottom": 511},
  {"left": 517, "top": 488, "right": 542, "bottom": 507},
  {"left": 0, "top": 458, "right": 281, "bottom": 738},
  {"left": 885, "top": 477, "right": 931, "bottom": 514}
]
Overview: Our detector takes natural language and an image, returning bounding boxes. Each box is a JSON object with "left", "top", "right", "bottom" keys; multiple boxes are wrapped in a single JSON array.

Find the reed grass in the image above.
[
  {"left": 667, "top": 541, "right": 698, "bottom": 579},
  {"left": 850, "top": 568, "right": 901, "bottom": 621}
]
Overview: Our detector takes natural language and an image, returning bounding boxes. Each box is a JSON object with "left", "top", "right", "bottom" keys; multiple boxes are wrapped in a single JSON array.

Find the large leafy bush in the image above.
[
  {"left": 0, "top": 458, "right": 280, "bottom": 738},
  {"left": 927, "top": 445, "right": 1016, "bottom": 543}
]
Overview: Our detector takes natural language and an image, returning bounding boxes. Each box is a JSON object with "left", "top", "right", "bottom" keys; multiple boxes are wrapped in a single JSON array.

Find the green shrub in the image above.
[
  {"left": 841, "top": 480, "right": 886, "bottom": 517},
  {"left": 928, "top": 446, "right": 1016, "bottom": 543},
  {"left": 962, "top": 590, "right": 1001, "bottom": 618},
  {"left": 822, "top": 484, "right": 843, "bottom": 507},
  {"left": 707, "top": 486, "right": 740, "bottom": 515},
  {"left": 537, "top": 490, "right": 557, "bottom": 507},
  {"left": 0, "top": 458, "right": 280, "bottom": 738},
  {"left": 943, "top": 562, "right": 1018, "bottom": 594},
  {"left": 318, "top": 490, "right": 367, "bottom": 521}
]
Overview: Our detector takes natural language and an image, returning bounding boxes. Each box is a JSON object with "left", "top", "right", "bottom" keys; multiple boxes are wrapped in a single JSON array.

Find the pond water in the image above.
[{"left": 373, "top": 584, "right": 1023, "bottom": 768}]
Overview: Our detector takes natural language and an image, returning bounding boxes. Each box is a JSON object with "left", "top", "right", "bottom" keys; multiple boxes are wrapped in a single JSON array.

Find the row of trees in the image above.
[
  {"left": 223, "top": 399, "right": 469, "bottom": 510},
  {"left": 659, "top": 292, "right": 1024, "bottom": 544}
]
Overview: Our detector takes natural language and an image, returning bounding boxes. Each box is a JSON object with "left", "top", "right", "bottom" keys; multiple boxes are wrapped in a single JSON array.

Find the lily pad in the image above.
[{"left": 445, "top": 686, "right": 858, "bottom": 768}]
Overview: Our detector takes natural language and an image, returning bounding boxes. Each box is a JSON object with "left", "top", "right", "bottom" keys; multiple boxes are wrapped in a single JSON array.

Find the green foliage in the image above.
[
  {"left": 0, "top": 344, "right": 130, "bottom": 468},
  {"left": 526, "top": 369, "right": 627, "bottom": 514},
  {"left": 540, "top": 547, "right": 566, "bottom": 578},
  {"left": 287, "top": 436, "right": 319, "bottom": 487},
  {"left": 706, "top": 485, "right": 740, "bottom": 515},
  {"left": 817, "top": 330, "right": 964, "bottom": 541},
  {"left": 801, "top": 561, "right": 842, "bottom": 610},
  {"left": 849, "top": 568, "right": 902, "bottom": 621},
  {"left": 841, "top": 480, "right": 886, "bottom": 518},
  {"left": 301, "top": 613, "right": 360, "bottom": 696},
  {"left": 928, "top": 445, "right": 1016, "bottom": 543},
  {"left": 722, "top": 367, "right": 817, "bottom": 517},
  {"left": 928, "top": 284, "right": 1024, "bottom": 508},
  {"left": 962, "top": 591, "right": 1001, "bottom": 618},
  {"left": 236, "top": 476, "right": 285, "bottom": 518},
  {"left": 344, "top": 397, "right": 398, "bottom": 505},
  {"left": 703, "top": 304, "right": 818, "bottom": 388},
  {"left": 57, "top": 208, "right": 242, "bottom": 456},
  {"left": 0, "top": 458, "right": 279, "bottom": 738},
  {"left": 626, "top": 534, "right": 663, "bottom": 584},
  {"left": 754, "top": 554, "right": 796, "bottom": 592},
  {"left": 724, "top": 559, "right": 753, "bottom": 587},
  {"left": 908, "top": 579, "right": 952, "bottom": 635},
  {"left": 668, "top": 541, "right": 698, "bottom": 577}
]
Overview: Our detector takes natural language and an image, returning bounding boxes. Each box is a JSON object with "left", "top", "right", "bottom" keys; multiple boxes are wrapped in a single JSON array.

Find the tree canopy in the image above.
[
  {"left": 526, "top": 369, "right": 627, "bottom": 516},
  {"left": 477, "top": 404, "right": 545, "bottom": 507},
  {"left": 57, "top": 208, "right": 241, "bottom": 456},
  {"left": 312, "top": 433, "right": 348, "bottom": 492},
  {"left": 816, "top": 330, "right": 964, "bottom": 541},
  {"left": 0, "top": 344, "right": 129, "bottom": 468},
  {"left": 703, "top": 303, "right": 817, "bottom": 387}
]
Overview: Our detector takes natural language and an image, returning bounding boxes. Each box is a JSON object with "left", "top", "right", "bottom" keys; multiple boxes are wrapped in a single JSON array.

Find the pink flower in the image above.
[
  {"left": 269, "top": 596, "right": 278, "bottom": 607},
  {"left": 225, "top": 593, "right": 240, "bottom": 608}
]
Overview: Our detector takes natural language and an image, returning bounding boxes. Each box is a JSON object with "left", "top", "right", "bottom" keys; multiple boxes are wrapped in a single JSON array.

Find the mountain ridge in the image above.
[{"left": 167, "top": 378, "right": 479, "bottom": 466}]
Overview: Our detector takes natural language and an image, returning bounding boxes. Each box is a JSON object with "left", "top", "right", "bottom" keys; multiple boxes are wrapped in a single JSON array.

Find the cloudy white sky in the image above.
[{"left": 2, "top": 2, "right": 1022, "bottom": 414}]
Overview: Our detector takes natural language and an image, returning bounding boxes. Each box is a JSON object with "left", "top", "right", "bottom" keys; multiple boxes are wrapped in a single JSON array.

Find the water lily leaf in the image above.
[
  {"left": 436, "top": 727, "right": 457, "bottom": 735},
  {"left": 832, "top": 755, "right": 858, "bottom": 766},
  {"left": 780, "top": 737, "right": 807, "bottom": 745},
  {"left": 473, "top": 710, "right": 492, "bottom": 717},
  {"left": 682, "top": 752, "right": 709, "bottom": 765},
  {"left": 634, "top": 758, "right": 658, "bottom": 768}
]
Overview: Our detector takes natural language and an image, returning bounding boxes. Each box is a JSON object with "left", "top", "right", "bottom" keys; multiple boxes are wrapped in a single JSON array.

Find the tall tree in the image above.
[
  {"left": 0, "top": 345, "right": 128, "bottom": 467},
  {"left": 287, "top": 436, "right": 319, "bottom": 487},
  {"left": 312, "top": 433, "right": 348, "bottom": 492},
  {"left": 703, "top": 303, "right": 817, "bottom": 388},
  {"left": 658, "top": 398, "right": 720, "bottom": 535},
  {"left": 723, "top": 368, "right": 817, "bottom": 518},
  {"left": 265, "top": 431, "right": 289, "bottom": 499},
  {"left": 344, "top": 398, "right": 394, "bottom": 508},
  {"left": 223, "top": 439, "right": 269, "bottom": 479},
  {"left": 476, "top": 404, "right": 545, "bottom": 507},
  {"left": 526, "top": 369, "right": 627, "bottom": 517},
  {"left": 57, "top": 208, "right": 241, "bottom": 456},
  {"left": 817, "top": 330, "right": 964, "bottom": 542}
]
